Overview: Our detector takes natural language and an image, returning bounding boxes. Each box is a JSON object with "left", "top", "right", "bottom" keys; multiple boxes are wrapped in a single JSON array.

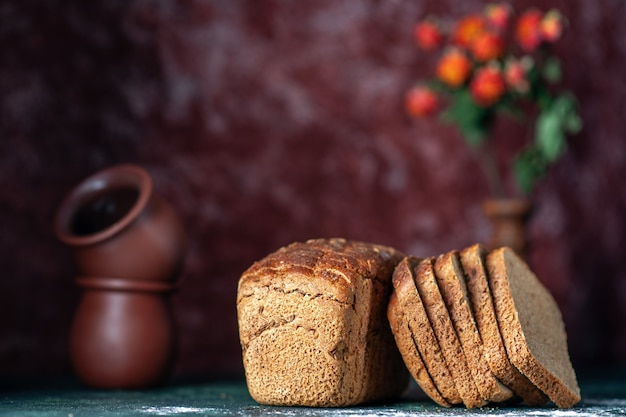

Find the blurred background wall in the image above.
[{"left": 1, "top": 0, "right": 625, "bottom": 381}]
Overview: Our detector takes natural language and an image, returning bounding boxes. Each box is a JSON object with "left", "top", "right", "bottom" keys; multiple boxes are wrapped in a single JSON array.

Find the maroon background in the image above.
[{"left": 1, "top": 0, "right": 625, "bottom": 381}]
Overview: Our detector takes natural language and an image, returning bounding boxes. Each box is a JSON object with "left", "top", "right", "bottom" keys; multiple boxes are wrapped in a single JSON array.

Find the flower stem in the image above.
[{"left": 474, "top": 140, "right": 505, "bottom": 198}]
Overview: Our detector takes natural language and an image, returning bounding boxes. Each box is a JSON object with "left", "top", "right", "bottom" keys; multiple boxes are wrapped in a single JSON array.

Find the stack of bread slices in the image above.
[
  {"left": 388, "top": 244, "right": 580, "bottom": 408},
  {"left": 237, "top": 238, "right": 580, "bottom": 409}
]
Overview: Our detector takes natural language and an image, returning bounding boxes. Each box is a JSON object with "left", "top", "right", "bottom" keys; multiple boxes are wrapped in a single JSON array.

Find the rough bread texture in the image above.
[
  {"left": 237, "top": 238, "right": 409, "bottom": 407},
  {"left": 433, "top": 251, "right": 513, "bottom": 403},
  {"left": 387, "top": 257, "right": 453, "bottom": 407},
  {"left": 416, "top": 258, "right": 486, "bottom": 408},
  {"left": 486, "top": 247, "right": 580, "bottom": 408},
  {"left": 459, "top": 244, "right": 548, "bottom": 406}
]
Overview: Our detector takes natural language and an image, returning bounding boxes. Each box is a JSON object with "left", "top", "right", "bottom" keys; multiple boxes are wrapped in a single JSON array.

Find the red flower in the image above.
[
  {"left": 504, "top": 58, "right": 531, "bottom": 93},
  {"left": 453, "top": 15, "right": 486, "bottom": 48},
  {"left": 541, "top": 10, "right": 564, "bottom": 42},
  {"left": 515, "top": 9, "right": 543, "bottom": 52},
  {"left": 405, "top": 6, "right": 580, "bottom": 195},
  {"left": 405, "top": 86, "right": 440, "bottom": 117},
  {"left": 415, "top": 20, "right": 443, "bottom": 50},
  {"left": 436, "top": 48, "right": 472, "bottom": 88},
  {"left": 471, "top": 31, "right": 505, "bottom": 62},
  {"left": 485, "top": 3, "right": 512, "bottom": 31},
  {"left": 470, "top": 65, "right": 506, "bottom": 106}
]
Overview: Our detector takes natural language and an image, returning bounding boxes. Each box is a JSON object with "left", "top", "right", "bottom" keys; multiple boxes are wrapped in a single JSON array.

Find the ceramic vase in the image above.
[
  {"left": 54, "top": 164, "right": 187, "bottom": 281},
  {"left": 55, "top": 164, "right": 187, "bottom": 388},
  {"left": 70, "top": 277, "right": 176, "bottom": 389},
  {"left": 482, "top": 198, "right": 532, "bottom": 259}
]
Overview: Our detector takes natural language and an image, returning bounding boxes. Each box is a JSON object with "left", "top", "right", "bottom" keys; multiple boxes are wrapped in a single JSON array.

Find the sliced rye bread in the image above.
[
  {"left": 415, "top": 257, "right": 487, "bottom": 408},
  {"left": 485, "top": 247, "right": 581, "bottom": 408},
  {"left": 433, "top": 251, "right": 513, "bottom": 404},
  {"left": 459, "top": 244, "right": 548, "bottom": 406},
  {"left": 388, "top": 260, "right": 450, "bottom": 407},
  {"left": 389, "top": 256, "right": 461, "bottom": 405}
]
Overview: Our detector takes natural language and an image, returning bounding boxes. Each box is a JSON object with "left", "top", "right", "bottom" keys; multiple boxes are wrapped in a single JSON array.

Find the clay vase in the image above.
[
  {"left": 54, "top": 164, "right": 187, "bottom": 281},
  {"left": 70, "top": 277, "right": 177, "bottom": 389},
  {"left": 483, "top": 198, "right": 532, "bottom": 259}
]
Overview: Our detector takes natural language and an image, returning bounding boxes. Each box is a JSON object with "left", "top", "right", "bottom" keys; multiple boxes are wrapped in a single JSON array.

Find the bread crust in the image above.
[
  {"left": 486, "top": 247, "right": 580, "bottom": 408},
  {"left": 388, "top": 257, "right": 455, "bottom": 407},
  {"left": 237, "top": 239, "right": 579, "bottom": 409},
  {"left": 459, "top": 244, "right": 548, "bottom": 406},
  {"left": 433, "top": 250, "right": 513, "bottom": 403},
  {"left": 416, "top": 258, "right": 486, "bottom": 408},
  {"left": 237, "top": 238, "right": 408, "bottom": 406}
]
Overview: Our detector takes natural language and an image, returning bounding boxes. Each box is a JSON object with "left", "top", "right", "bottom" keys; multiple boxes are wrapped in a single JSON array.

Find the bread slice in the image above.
[
  {"left": 388, "top": 257, "right": 456, "bottom": 407},
  {"left": 433, "top": 251, "right": 513, "bottom": 403},
  {"left": 237, "top": 238, "right": 409, "bottom": 407},
  {"left": 485, "top": 247, "right": 580, "bottom": 408},
  {"left": 459, "top": 244, "right": 548, "bottom": 406},
  {"left": 415, "top": 258, "right": 487, "bottom": 408}
]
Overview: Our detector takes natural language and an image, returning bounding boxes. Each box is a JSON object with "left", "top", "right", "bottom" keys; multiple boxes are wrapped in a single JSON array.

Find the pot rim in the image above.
[
  {"left": 482, "top": 197, "right": 532, "bottom": 216},
  {"left": 75, "top": 276, "right": 178, "bottom": 292},
  {"left": 54, "top": 164, "right": 153, "bottom": 247}
]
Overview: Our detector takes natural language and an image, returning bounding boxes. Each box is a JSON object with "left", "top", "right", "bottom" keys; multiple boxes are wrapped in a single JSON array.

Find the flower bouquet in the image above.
[{"left": 405, "top": 4, "right": 582, "bottom": 197}]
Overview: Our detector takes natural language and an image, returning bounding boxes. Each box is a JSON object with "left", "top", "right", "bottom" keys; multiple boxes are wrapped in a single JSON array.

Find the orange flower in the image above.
[
  {"left": 471, "top": 31, "right": 504, "bottom": 62},
  {"left": 405, "top": 85, "right": 439, "bottom": 117},
  {"left": 541, "top": 10, "right": 564, "bottom": 42},
  {"left": 414, "top": 20, "right": 443, "bottom": 50},
  {"left": 453, "top": 15, "right": 486, "bottom": 48},
  {"left": 470, "top": 65, "right": 506, "bottom": 106},
  {"left": 515, "top": 9, "right": 543, "bottom": 52},
  {"left": 485, "top": 3, "right": 511, "bottom": 31},
  {"left": 436, "top": 48, "right": 472, "bottom": 87}
]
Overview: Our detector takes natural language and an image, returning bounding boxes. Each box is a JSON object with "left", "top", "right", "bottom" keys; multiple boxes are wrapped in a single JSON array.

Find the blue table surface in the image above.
[{"left": 1, "top": 370, "right": 625, "bottom": 417}]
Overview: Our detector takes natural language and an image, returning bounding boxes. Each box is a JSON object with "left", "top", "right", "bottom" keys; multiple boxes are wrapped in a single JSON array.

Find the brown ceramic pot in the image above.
[
  {"left": 70, "top": 276, "right": 177, "bottom": 389},
  {"left": 55, "top": 164, "right": 187, "bottom": 281},
  {"left": 483, "top": 198, "right": 532, "bottom": 259}
]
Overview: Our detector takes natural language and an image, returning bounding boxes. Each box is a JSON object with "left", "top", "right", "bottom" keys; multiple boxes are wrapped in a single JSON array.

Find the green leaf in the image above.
[
  {"left": 534, "top": 93, "right": 584, "bottom": 163},
  {"left": 564, "top": 112, "right": 583, "bottom": 133},
  {"left": 461, "top": 123, "right": 489, "bottom": 146},
  {"left": 553, "top": 94, "right": 583, "bottom": 134},
  {"left": 542, "top": 56, "right": 562, "bottom": 83},
  {"left": 440, "top": 89, "right": 493, "bottom": 147},
  {"left": 535, "top": 110, "right": 566, "bottom": 162},
  {"left": 514, "top": 147, "right": 548, "bottom": 195}
]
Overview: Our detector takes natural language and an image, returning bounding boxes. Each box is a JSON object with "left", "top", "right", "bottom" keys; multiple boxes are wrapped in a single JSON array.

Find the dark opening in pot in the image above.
[
  {"left": 54, "top": 164, "right": 153, "bottom": 247},
  {"left": 54, "top": 164, "right": 187, "bottom": 281},
  {"left": 71, "top": 188, "right": 140, "bottom": 236}
]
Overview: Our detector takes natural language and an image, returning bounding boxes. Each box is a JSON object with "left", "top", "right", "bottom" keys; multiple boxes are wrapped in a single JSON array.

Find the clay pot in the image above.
[
  {"left": 483, "top": 198, "right": 532, "bottom": 259},
  {"left": 70, "top": 277, "right": 177, "bottom": 389},
  {"left": 54, "top": 164, "right": 187, "bottom": 281}
]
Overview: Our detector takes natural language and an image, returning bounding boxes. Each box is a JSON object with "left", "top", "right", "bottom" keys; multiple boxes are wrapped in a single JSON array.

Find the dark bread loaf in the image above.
[
  {"left": 238, "top": 239, "right": 580, "bottom": 409},
  {"left": 237, "top": 238, "right": 409, "bottom": 406}
]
